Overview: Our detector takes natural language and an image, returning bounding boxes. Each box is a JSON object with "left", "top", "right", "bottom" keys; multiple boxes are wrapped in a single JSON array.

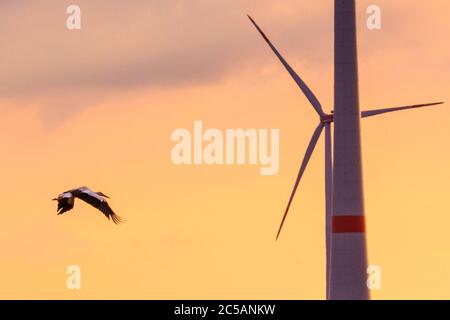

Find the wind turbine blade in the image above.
[
  {"left": 248, "top": 15, "right": 325, "bottom": 117},
  {"left": 276, "top": 123, "right": 324, "bottom": 240},
  {"left": 361, "top": 102, "right": 444, "bottom": 118}
]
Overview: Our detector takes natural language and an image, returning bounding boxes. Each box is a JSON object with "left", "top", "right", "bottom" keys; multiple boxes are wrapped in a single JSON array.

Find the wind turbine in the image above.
[{"left": 248, "top": 0, "right": 442, "bottom": 300}]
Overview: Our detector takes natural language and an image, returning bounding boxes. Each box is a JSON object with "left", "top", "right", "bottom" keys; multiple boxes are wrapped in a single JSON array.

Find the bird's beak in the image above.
[{"left": 52, "top": 198, "right": 57, "bottom": 201}]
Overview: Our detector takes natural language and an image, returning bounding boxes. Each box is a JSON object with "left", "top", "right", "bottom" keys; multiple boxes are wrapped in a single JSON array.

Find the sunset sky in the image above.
[{"left": 0, "top": 0, "right": 449, "bottom": 299}]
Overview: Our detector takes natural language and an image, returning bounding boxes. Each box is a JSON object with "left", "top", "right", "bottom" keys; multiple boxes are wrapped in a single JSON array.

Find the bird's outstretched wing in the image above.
[
  {"left": 57, "top": 197, "right": 74, "bottom": 215},
  {"left": 72, "top": 189, "right": 123, "bottom": 224}
]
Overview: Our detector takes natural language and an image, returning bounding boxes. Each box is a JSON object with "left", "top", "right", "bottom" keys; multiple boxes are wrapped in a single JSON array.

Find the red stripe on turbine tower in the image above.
[{"left": 332, "top": 216, "right": 366, "bottom": 233}]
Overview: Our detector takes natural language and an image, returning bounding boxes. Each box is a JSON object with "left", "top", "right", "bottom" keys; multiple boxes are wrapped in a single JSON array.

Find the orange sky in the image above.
[{"left": 0, "top": 0, "right": 449, "bottom": 299}]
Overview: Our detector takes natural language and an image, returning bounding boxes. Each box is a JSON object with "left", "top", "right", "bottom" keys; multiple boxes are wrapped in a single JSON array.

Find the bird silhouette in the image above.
[{"left": 53, "top": 186, "right": 123, "bottom": 224}]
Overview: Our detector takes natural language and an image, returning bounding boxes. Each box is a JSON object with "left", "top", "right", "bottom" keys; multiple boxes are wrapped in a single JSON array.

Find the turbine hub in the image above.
[{"left": 321, "top": 113, "right": 334, "bottom": 124}]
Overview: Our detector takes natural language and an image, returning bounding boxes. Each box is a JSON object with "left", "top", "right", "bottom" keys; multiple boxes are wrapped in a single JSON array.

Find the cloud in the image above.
[
  {"left": 1, "top": 0, "right": 447, "bottom": 125},
  {"left": 0, "top": 1, "right": 332, "bottom": 120}
]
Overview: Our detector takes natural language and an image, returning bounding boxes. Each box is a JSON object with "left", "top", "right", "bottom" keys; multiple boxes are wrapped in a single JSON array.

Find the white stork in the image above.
[{"left": 52, "top": 186, "right": 123, "bottom": 224}]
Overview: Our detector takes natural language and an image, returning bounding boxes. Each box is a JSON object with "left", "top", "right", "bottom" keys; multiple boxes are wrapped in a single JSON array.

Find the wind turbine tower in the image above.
[{"left": 330, "top": 0, "right": 367, "bottom": 300}]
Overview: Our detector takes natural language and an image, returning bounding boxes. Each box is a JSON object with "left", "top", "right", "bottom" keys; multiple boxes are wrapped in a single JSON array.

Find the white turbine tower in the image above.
[{"left": 248, "top": 0, "right": 443, "bottom": 300}]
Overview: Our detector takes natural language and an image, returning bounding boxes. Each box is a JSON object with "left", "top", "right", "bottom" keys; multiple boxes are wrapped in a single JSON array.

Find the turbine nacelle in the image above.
[{"left": 321, "top": 113, "right": 334, "bottom": 124}]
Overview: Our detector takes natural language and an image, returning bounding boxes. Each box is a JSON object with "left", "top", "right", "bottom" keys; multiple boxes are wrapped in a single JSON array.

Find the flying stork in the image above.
[{"left": 52, "top": 186, "right": 123, "bottom": 224}]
